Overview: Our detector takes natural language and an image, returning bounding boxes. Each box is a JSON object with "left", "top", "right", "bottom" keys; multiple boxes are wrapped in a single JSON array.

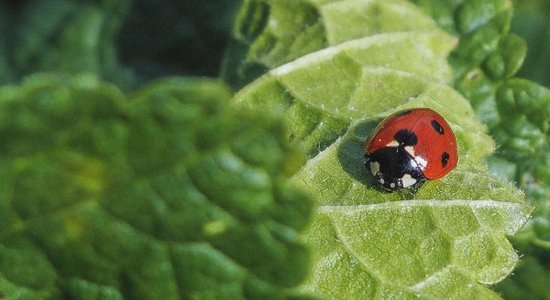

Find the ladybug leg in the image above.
[{"left": 400, "top": 178, "right": 426, "bottom": 196}]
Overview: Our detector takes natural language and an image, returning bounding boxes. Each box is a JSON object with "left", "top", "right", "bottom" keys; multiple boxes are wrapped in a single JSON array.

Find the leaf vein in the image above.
[{"left": 318, "top": 199, "right": 526, "bottom": 213}]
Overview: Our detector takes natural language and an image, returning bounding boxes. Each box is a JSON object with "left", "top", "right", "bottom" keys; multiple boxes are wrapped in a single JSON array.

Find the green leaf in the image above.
[
  {"left": 294, "top": 117, "right": 529, "bottom": 298},
  {"left": 229, "top": 0, "right": 531, "bottom": 297},
  {"left": 411, "top": 0, "right": 515, "bottom": 82},
  {"left": 288, "top": 86, "right": 529, "bottom": 298},
  {"left": 407, "top": 0, "right": 550, "bottom": 297},
  {"left": 0, "top": 74, "right": 312, "bottom": 299},
  {"left": 412, "top": 0, "right": 549, "bottom": 240},
  {"left": 490, "top": 79, "right": 550, "bottom": 252},
  {"left": 0, "top": 0, "right": 242, "bottom": 88},
  {"left": 222, "top": 0, "right": 451, "bottom": 90},
  {"left": 235, "top": 31, "right": 455, "bottom": 157},
  {"left": 0, "top": 0, "right": 134, "bottom": 89},
  {"left": 482, "top": 34, "right": 526, "bottom": 80}
]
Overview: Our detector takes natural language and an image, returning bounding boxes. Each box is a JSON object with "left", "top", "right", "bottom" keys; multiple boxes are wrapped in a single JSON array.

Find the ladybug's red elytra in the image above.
[{"left": 364, "top": 108, "right": 458, "bottom": 191}]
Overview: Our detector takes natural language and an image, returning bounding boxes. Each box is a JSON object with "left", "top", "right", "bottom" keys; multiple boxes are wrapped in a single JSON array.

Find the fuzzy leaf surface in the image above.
[
  {"left": 230, "top": 1, "right": 531, "bottom": 297},
  {"left": 408, "top": 0, "right": 550, "bottom": 297},
  {"left": 222, "top": 0, "right": 450, "bottom": 90},
  {"left": 0, "top": 75, "right": 312, "bottom": 299}
]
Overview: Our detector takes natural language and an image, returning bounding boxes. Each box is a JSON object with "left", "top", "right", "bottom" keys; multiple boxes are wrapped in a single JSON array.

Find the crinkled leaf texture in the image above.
[
  {"left": 409, "top": 0, "right": 550, "bottom": 230},
  {"left": 0, "top": 74, "right": 312, "bottom": 299},
  {"left": 230, "top": 0, "right": 531, "bottom": 298},
  {"left": 222, "top": 0, "right": 452, "bottom": 90},
  {"left": 407, "top": 0, "right": 550, "bottom": 296}
]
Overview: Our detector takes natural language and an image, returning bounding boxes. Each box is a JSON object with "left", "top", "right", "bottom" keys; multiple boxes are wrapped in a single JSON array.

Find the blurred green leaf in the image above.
[
  {"left": 0, "top": 74, "right": 312, "bottom": 299},
  {"left": 482, "top": 34, "right": 526, "bottom": 80},
  {"left": 511, "top": 0, "right": 550, "bottom": 88},
  {"left": 496, "top": 255, "right": 550, "bottom": 300},
  {"left": 0, "top": 0, "right": 241, "bottom": 89}
]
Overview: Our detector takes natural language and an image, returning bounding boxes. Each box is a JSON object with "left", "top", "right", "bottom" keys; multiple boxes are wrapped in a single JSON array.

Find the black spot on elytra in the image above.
[
  {"left": 441, "top": 152, "right": 450, "bottom": 167},
  {"left": 431, "top": 120, "right": 444, "bottom": 134},
  {"left": 394, "top": 130, "right": 418, "bottom": 146}
]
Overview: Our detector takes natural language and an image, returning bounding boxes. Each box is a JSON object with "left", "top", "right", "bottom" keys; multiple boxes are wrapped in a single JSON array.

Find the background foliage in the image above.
[{"left": 0, "top": 0, "right": 548, "bottom": 299}]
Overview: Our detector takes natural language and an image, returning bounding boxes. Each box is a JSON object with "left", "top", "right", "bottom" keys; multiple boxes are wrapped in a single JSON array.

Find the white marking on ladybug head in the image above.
[
  {"left": 386, "top": 140, "right": 399, "bottom": 147},
  {"left": 401, "top": 174, "right": 417, "bottom": 188},
  {"left": 369, "top": 161, "right": 380, "bottom": 176},
  {"left": 404, "top": 146, "right": 415, "bottom": 156},
  {"left": 414, "top": 156, "right": 428, "bottom": 170},
  {"left": 390, "top": 182, "right": 396, "bottom": 188},
  {"left": 379, "top": 178, "right": 385, "bottom": 184}
]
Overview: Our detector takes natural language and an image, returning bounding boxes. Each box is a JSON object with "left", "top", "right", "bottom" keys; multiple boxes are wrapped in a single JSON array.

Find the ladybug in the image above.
[{"left": 364, "top": 108, "right": 458, "bottom": 191}]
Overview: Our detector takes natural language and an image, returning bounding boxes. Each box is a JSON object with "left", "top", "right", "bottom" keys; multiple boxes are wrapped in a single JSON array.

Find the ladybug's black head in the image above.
[{"left": 366, "top": 146, "right": 425, "bottom": 191}]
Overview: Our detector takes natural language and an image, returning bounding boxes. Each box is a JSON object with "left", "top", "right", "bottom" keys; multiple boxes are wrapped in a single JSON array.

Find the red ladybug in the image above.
[{"left": 364, "top": 108, "right": 458, "bottom": 191}]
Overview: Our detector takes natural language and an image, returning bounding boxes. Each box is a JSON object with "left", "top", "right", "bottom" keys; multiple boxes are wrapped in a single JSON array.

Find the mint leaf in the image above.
[
  {"left": 228, "top": 0, "right": 531, "bottom": 297},
  {"left": 222, "top": 0, "right": 450, "bottom": 90},
  {"left": 294, "top": 114, "right": 529, "bottom": 298},
  {"left": 289, "top": 85, "right": 529, "bottom": 298},
  {"left": 408, "top": 0, "right": 550, "bottom": 297},
  {"left": 235, "top": 31, "right": 455, "bottom": 157},
  {"left": 0, "top": 74, "right": 312, "bottom": 298}
]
